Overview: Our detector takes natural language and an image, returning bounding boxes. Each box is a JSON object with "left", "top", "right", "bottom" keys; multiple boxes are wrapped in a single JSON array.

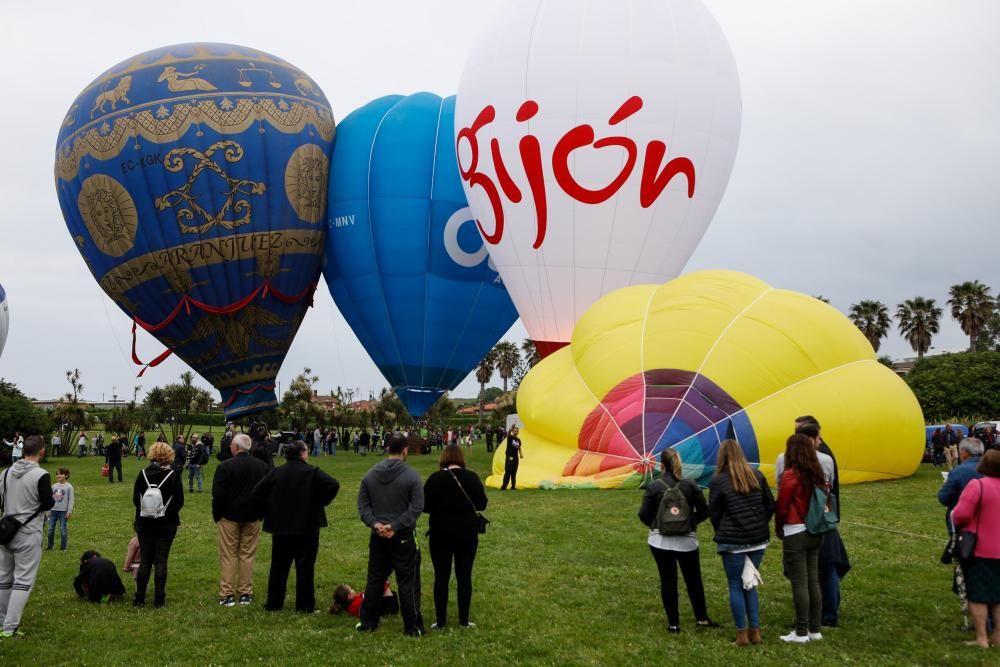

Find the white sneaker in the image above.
[
  {"left": 780, "top": 631, "right": 810, "bottom": 643},
  {"left": 808, "top": 632, "right": 823, "bottom": 640}
]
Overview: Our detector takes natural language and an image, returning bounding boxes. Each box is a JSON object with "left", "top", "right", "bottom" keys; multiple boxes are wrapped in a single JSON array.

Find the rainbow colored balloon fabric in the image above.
[
  {"left": 492, "top": 270, "right": 925, "bottom": 489},
  {"left": 324, "top": 93, "right": 519, "bottom": 416},
  {"left": 55, "top": 43, "right": 335, "bottom": 418}
]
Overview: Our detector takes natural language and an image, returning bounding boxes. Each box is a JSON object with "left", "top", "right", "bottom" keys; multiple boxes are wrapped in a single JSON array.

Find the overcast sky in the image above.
[{"left": 0, "top": 0, "right": 997, "bottom": 404}]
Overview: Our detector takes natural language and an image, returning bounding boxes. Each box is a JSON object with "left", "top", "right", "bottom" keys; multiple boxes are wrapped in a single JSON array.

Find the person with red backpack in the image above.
[{"left": 637, "top": 448, "right": 717, "bottom": 634}]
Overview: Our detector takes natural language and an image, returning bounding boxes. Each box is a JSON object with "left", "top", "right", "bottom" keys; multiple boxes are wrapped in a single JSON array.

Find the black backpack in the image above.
[{"left": 653, "top": 480, "right": 692, "bottom": 536}]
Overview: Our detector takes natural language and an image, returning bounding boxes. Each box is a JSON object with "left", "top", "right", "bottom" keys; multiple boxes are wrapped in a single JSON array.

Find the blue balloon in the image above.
[
  {"left": 55, "top": 43, "right": 335, "bottom": 418},
  {"left": 324, "top": 94, "right": 519, "bottom": 416}
]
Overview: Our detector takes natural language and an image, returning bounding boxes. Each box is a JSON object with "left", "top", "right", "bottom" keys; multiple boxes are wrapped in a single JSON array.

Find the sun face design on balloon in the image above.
[{"left": 565, "top": 369, "right": 758, "bottom": 486}]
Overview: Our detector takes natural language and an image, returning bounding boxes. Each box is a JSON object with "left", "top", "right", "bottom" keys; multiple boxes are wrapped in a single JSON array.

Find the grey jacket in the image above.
[
  {"left": 1, "top": 460, "right": 55, "bottom": 534},
  {"left": 357, "top": 458, "right": 424, "bottom": 533}
]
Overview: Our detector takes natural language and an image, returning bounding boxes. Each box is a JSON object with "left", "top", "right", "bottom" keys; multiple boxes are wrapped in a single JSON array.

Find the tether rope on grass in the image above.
[{"left": 840, "top": 520, "right": 941, "bottom": 542}]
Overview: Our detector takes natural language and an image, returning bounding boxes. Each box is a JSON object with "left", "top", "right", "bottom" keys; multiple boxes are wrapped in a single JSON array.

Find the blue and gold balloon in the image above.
[{"left": 55, "top": 43, "right": 335, "bottom": 418}]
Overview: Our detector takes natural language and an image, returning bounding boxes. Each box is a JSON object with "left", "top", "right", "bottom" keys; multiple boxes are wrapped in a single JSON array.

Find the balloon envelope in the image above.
[
  {"left": 455, "top": 0, "right": 741, "bottom": 354},
  {"left": 324, "top": 93, "right": 519, "bottom": 416},
  {"left": 0, "top": 282, "right": 8, "bottom": 359},
  {"left": 494, "top": 271, "right": 925, "bottom": 489},
  {"left": 55, "top": 43, "right": 335, "bottom": 418}
]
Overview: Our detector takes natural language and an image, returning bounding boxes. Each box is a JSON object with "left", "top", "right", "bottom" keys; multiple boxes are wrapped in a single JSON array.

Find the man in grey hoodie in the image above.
[
  {"left": 0, "top": 436, "right": 54, "bottom": 638},
  {"left": 356, "top": 433, "right": 425, "bottom": 636}
]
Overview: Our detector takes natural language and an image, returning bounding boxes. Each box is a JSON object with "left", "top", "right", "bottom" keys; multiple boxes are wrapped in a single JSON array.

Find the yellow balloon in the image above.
[{"left": 488, "top": 270, "right": 924, "bottom": 489}]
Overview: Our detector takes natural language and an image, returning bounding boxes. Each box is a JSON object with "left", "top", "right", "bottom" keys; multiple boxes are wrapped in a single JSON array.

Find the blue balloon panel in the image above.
[
  {"left": 324, "top": 94, "right": 519, "bottom": 416},
  {"left": 55, "top": 43, "right": 335, "bottom": 418}
]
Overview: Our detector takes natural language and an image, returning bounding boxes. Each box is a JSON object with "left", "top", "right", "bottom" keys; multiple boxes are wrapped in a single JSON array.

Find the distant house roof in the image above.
[{"left": 456, "top": 402, "right": 497, "bottom": 415}]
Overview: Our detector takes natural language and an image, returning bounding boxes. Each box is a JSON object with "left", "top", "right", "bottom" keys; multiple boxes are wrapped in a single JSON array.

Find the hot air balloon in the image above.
[
  {"left": 324, "top": 93, "right": 519, "bottom": 416},
  {"left": 55, "top": 43, "right": 335, "bottom": 418},
  {"left": 455, "top": 0, "right": 742, "bottom": 357},
  {"left": 492, "top": 271, "right": 925, "bottom": 489},
  {"left": 0, "top": 282, "right": 9, "bottom": 359}
]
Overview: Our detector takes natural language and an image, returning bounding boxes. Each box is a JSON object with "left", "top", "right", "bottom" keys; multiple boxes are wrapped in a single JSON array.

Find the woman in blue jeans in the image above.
[{"left": 708, "top": 439, "right": 775, "bottom": 646}]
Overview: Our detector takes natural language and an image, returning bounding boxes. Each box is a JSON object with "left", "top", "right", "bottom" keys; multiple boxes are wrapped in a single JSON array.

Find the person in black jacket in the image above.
[
  {"left": 638, "top": 448, "right": 716, "bottom": 634},
  {"left": 250, "top": 440, "right": 340, "bottom": 613},
  {"left": 73, "top": 551, "right": 125, "bottom": 602},
  {"left": 105, "top": 436, "right": 123, "bottom": 483},
  {"left": 499, "top": 426, "right": 523, "bottom": 490},
  {"left": 423, "top": 445, "right": 488, "bottom": 629},
  {"left": 131, "top": 442, "right": 185, "bottom": 608},
  {"left": 212, "top": 433, "right": 270, "bottom": 607},
  {"left": 708, "top": 439, "right": 775, "bottom": 646}
]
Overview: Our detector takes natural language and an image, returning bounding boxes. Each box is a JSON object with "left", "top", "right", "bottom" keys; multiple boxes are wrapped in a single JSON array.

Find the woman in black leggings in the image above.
[
  {"left": 638, "top": 448, "right": 718, "bottom": 633},
  {"left": 423, "top": 445, "right": 488, "bottom": 628}
]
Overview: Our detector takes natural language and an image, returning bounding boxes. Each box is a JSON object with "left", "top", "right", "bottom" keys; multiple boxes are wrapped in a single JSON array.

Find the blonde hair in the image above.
[
  {"left": 148, "top": 442, "right": 175, "bottom": 466},
  {"left": 660, "top": 448, "right": 682, "bottom": 478},
  {"left": 714, "top": 439, "right": 759, "bottom": 495}
]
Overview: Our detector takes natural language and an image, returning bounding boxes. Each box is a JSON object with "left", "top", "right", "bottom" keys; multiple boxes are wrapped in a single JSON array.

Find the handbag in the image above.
[
  {"left": 101, "top": 463, "right": 110, "bottom": 478},
  {"left": 447, "top": 469, "right": 490, "bottom": 534},
  {"left": 0, "top": 470, "right": 43, "bottom": 546},
  {"left": 950, "top": 480, "right": 983, "bottom": 561}
]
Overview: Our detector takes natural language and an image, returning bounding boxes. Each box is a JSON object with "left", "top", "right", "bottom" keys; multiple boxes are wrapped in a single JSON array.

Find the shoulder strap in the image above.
[
  {"left": 142, "top": 468, "right": 151, "bottom": 487},
  {"left": 1, "top": 468, "right": 44, "bottom": 524},
  {"left": 447, "top": 469, "right": 479, "bottom": 516}
]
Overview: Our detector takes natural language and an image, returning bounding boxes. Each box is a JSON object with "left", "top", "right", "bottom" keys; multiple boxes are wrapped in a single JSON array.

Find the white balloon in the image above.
[
  {"left": 455, "top": 0, "right": 741, "bottom": 353},
  {"left": 0, "top": 282, "right": 8, "bottom": 359}
]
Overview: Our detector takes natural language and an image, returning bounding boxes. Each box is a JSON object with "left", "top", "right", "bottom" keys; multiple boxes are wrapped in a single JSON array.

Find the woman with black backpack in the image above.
[
  {"left": 708, "top": 439, "right": 775, "bottom": 646},
  {"left": 638, "top": 448, "right": 717, "bottom": 634}
]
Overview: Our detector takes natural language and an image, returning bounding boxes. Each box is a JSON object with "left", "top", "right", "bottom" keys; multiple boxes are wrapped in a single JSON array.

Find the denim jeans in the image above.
[
  {"left": 819, "top": 563, "right": 841, "bottom": 625},
  {"left": 47, "top": 510, "right": 69, "bottom": 550},
  {"left": 720, "top": 549, "right": 765, "bottom": 630},
  {"left": 188, "top": 464, "right": 203, "bottom": 492}
]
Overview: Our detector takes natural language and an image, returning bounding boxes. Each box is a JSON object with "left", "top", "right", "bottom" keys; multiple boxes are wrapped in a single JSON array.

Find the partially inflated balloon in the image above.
[
  {"left": 456, "top": 0, "right": 741, "bottom": 357},
  {"left": 55, "top": 43, "right": 335, "bottom": 418},
  {"left": 492, "top": 271, "right": 925, "bottom": 489},
  {"left": 324, "top": 94, "right": 519, "bottom": 416},
  {"left": 0, "top": 282, "right": 8, "bottom": 359}
]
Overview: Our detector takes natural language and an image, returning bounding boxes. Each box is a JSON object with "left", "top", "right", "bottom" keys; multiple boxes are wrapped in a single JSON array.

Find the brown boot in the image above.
[
  {"left": 749, "top": 628, "right": 762, "bottom": 644},
  {"left": 734, "top": 630, "right": 750, "bottom": 646}
]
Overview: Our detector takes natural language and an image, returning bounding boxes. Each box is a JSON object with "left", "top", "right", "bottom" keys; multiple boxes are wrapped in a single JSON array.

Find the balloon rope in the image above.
[{"left": 839, "top": 520, "right": 940, "bottom": 542}]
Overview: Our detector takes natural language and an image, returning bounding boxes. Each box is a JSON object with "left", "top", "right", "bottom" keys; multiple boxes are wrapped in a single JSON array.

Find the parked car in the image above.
[{"left": 972, "top": 421, "right": 1000, "bottom": 437}]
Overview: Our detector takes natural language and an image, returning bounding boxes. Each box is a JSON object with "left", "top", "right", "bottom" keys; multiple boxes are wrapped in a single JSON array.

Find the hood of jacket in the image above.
[
  {"left": 10, "top": 458, "right": 38, "bottom": 478},
  {"left": 372, "top": 458, "right": 410, "bottom": 484}
]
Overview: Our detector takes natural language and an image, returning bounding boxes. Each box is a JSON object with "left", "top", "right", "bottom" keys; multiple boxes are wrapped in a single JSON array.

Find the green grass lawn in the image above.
[{"left": 2, "top": 448, "right": 994, "bottom": 666}]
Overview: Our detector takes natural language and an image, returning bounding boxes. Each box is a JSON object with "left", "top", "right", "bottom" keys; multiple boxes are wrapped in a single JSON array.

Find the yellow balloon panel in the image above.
[{"left": 492, "top": 270, "right": 925, "bottom": 490}]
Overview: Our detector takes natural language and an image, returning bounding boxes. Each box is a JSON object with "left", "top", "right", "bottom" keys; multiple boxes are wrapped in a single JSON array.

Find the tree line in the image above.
[{"left": 846, "top": 280, "right": 997, "bottom": 357}]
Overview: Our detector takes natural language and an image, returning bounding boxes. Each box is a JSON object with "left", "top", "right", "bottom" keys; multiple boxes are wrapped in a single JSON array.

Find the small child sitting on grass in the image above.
[{"left": 330, "top": 581, "right": 399, "bottom": 617}]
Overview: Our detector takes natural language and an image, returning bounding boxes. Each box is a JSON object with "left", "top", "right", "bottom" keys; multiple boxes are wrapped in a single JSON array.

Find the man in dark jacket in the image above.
[
  {"left": 356, "top": 433, "right": 425, "bottom": 636},
  {"left": 73, "top": 551, "right": 126, "bottom": 602},
  {"left": 938, "top": 437, "right": 984, "bottom": 534},
  {"left": 250, "top": 440, "right": 339, "bottom": 613},
  {"left": 105, "top": 436, "right": 123, "bottom": 483},
  {"left": 171, "top": 435, "right": 186, "bottom": 473},
  {"left": 212, "top": 433, "right": 270, "bottom": 607}
]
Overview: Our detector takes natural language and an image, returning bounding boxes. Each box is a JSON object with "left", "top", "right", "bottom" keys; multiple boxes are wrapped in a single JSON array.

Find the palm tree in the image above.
[
  {"left": 848, "top": 300, "right": 891, "bottom": 352},
  {"left": 896, "top": 297, "right": 942, "bottom": 358},
  {"left": 493, "top": 341, "right": 521, "bottom": 392},
  {"left": 475, "top": 349, "right": 497, "bottom": 424},
  {"left": 948, "top": 280, "right": 994, "bottom": 351},
  {"left": 521, "top": 339, "right": 541, "bottom": 368}
]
